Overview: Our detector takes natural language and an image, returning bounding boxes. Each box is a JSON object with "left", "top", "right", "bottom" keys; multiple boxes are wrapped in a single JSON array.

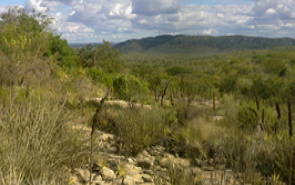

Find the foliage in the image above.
[
  {"left": 78, "top": 42, "right": 122, "bottom": 73},
  {"left": 113, "top": 74, "right": 149, "bottom": 103}
]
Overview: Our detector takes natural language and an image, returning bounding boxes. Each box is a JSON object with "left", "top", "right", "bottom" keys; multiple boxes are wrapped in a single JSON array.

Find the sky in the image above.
[{"left": 0, "top": 0, "right": 295, "bottom": 43}]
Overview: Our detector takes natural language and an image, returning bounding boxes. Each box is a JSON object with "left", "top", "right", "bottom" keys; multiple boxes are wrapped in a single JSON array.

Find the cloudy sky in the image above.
[{"left": 1, "top": 0, "right": 295, "bottom": 43}]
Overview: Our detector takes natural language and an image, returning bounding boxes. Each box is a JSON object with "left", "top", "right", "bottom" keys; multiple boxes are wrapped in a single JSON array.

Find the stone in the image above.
[
  {"left": 101, "top": 167, "right": 116, "bottom": 180},
  {"left": 127, "top": 158, "right": 135, "bottom": 164},
  {"left": 74, "top": 168, "right": 90, "bottom": 182},
  {"left": 98, "top": 132, "right": 114, "bottom": 142},
  {"left": 71, "top": 169, "right": 104, "bottom": 185},
  {"left": 159, "top": 154, "right": 190, "bottom": 168},
  {"left": 137, "top": 159, "right": 153, "bottom": 169},
  {"left": 123, "top": 175, "right": 136, "bottom": 185},
  {"left": 130, "top": 174, "right": 144, "bottom": 183},
  {"left": 124, "top": 164, "right": 142, "bottom": 176},
  {"left": 136, "top": 150, "right": 155, "bottom": 170},
  {"left": 191, "top": 167, "right": 202, "bottom": 175},
  {"left": 113, "top": 178, "right": 124, "bottom": 185},
  {"left": 142, "top": 174, "right": 153, "bottom": 182}
]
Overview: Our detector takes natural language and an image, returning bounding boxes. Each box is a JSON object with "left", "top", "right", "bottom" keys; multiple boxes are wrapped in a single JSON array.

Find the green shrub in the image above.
[
  {"left": 113, "top": 74, "right": 150, "bottom": 103},
  {"left": 98, "top": 106, "right": 172, "bottom": 155},
  {"left": 237, "top": 102, "right": 259, "bottom": 130},
  {"left": 87, "top": 67, "right": 113, "bottom": 87}
]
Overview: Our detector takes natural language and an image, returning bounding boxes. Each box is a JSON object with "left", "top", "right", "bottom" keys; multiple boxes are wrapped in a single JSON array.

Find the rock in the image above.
[
  {"left": 136, "top": 151, "right": 155, "bottom": 169},
  {"left": 91, "top": 175, "right": 103, "bottom": 185},
  {"left": 137, "top": 160, "right": 153, "bottom": 169},
  {"left": 191, "top": 167, "right": 202, "bottom": 175},
  {"left": 143, "top": 169, "right": 154, "bottom": 176},
  {"left": 127, "top": 158, "right": 135, "bottom": 164},
  {"left": 113, "top": 178, "right": 124, "bottom": 185},
  {"left": 142, "top": 174, "right": 153, "bottom": 182},
  {"left": 68, "top": 176, "right": 80, "bottom": 185},
  {"left": 202, "top": 166, "right": 214, "bottom": 171},
  {"left": 97, "top": 131, "right": 114, "bottom": 142},
  {"left": 107, "top": 160, "right": 118, "bottom": 172},
  {"left": 71, "top": 169, "right": 104, "bottom": 185},
  {"left": 124, "top": 164, "right": 142, "bottom": 176},
  {"left": 159, "top": 158, "right": 170, "bottom": 168},
  {"left": 148, "top": 146, "right": 165, "bottom": 156},
  {"left": 159, "top": 154, "right": 190, "bottom": 168},
  {"left": 99, "top": 182, "right": 112, "bottom": 185},
  {"left": 123, "top": 175, "right": 136, "bottom": 185},
  {"left": 122, "top": 174, "right": 144, "bottom": 185},
  {"left": 101, "top": 167, "right": 116, "bottom": 181}
]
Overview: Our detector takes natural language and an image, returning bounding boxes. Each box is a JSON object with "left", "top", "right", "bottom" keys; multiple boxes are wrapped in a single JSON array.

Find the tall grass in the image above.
[{"left": 0, "top": 95, "right": 87, "bottom": 185}]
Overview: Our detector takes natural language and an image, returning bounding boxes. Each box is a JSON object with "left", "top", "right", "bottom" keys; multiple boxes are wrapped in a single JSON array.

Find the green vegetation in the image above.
[
  {"left": 1, "top": 8, "right": 295, "bottom": 185},
  {"left": 114, "top": 34, "right": 295, "bottom": 57}
]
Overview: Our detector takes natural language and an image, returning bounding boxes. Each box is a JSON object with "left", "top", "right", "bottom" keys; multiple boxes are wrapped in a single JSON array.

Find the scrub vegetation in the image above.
[{"left": 1, "top": 9, "right": 295, "bottom": 185}]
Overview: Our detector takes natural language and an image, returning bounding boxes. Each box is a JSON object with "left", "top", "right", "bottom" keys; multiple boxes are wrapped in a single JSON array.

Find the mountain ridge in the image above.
[{"left": 113, "top": 35, "right": 295, "bottom": 56}]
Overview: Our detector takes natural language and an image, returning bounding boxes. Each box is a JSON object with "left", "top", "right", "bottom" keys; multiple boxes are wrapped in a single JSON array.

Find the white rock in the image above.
[{"left": 101, "top": 167, "right": 116, "bottom": 180}]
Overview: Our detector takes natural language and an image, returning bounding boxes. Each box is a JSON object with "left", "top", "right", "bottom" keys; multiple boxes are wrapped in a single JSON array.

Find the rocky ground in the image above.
[{"left": 68, "top": 125, "right": 241, "bottom": 185}]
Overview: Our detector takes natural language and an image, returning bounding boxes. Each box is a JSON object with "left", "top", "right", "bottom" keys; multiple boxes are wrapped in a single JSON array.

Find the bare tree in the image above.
[{"left": 89, "top": 90, "right": 110, "bottom": 185}]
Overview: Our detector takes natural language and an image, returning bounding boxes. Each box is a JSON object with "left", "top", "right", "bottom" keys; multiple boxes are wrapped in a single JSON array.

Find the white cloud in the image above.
[
  {"left": 132, "top": 0, "right": 181, "bottom": 16},
  {"left": 7, "top": 0, "right": 293, "bottom": 42},
  {"left": 26, "top": 0, "right": 48, "bottom": 12}
]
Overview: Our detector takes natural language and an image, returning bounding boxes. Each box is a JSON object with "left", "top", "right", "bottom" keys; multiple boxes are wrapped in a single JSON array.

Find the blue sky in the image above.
[
  {"left": 1, "top": 0, "right": 254, "bottom": 6},
  {"left": 183, "top": 0, "right": 253, "bottom": 5},
  {"left": 0, "top": 0, "right": 25, "bottom": 5},
  {"left": 1, "top": 0, "right": 295, "bottom": 43}
]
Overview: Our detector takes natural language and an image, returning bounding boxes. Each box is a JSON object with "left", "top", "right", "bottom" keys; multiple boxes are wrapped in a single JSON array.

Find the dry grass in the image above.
[{"left": 0, "top": 94, "right": 88, "bottom": 185}]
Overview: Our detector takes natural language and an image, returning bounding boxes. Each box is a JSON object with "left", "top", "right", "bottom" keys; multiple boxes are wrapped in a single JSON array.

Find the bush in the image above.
[
  {"left": 87, "top": 67, "right": 113, "bottom": 87},
  {"left": 0, "top": 96, "right": 87, "bottom": 184},
  {"left": 237, "top": 102, "right": 259, "bottom": 130},
  {"left": 113, "top": 74, "right": 150, "bottom": 103},
  {"left": 97, "top": 106, "right": 172, "bottom": 155}
]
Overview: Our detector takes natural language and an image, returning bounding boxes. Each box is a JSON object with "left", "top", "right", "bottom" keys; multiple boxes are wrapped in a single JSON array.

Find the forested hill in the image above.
[{"left": 114, "top": 35, "right": 295, "bottom": 55}]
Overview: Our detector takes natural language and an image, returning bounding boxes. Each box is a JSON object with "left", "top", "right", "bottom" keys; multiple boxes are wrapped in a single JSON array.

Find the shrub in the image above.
[
  {"left": 113, "top": 74, "right": 149, "bottom": 103},
  {"left": 0, "top": 96, "right": 87, "bottom": 184},
  {"left": 87, "top": 67, "right": 113, "bottom": 87},
  {"left": 237, "top": 102, "right": 259, "bottom": 130},
  {"left": 98, "top": 106, "right": 172, "bottom": 155}
]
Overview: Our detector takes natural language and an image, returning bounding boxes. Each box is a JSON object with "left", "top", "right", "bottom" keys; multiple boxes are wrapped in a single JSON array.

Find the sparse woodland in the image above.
[{"left": 1, "top": 9, "right": 295, "bottom": 185}]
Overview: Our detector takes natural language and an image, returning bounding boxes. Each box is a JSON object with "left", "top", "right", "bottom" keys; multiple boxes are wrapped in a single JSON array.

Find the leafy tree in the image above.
[
  {"left": 46, "top": 35, "right": 78, "bottom": 68},
  {"left": 113, "top": 74, "right": 149, "bottom": 103},
  {"left": 0, "top": 8, "right": 51, "bottom": 61},
  {"left": 78, "top": 42, "right": 122, "bottom": 73}
]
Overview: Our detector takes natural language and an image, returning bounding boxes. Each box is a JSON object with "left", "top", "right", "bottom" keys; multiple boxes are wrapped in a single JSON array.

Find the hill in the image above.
[{"left": 114, "top": 35, "right": 295, "bottom": 56}]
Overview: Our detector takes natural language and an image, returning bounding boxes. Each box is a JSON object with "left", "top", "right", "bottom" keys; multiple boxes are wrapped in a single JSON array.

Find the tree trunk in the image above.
[
  {"left": 160, "top": 82, "right": 170, "bottom": 106},
  {"left": 274, "top": 103, "right": 281, "bottom": 134},
  {"left": 288, "top": 102, "right": 293, "bottom": 137},
  {"left": 288, "top": 102, "right": 293, "bottom": 185},
  {"left": 89, "top": 92, "right": 109, "bottom": 185},
  {"left": 170, "top": 94, "right": 175, "bottom": 106},
  {"left": 255, "top": 96, "right": 260, "bottom": 110},
  {"left": 261, "top": 108, "right": 265, "bottom": 131},
  {"left": 212, "top": 91, "right": 216, "bottom": 112},
  {"left": 275, "top": 103, "right": 281, "bottom": 120}
]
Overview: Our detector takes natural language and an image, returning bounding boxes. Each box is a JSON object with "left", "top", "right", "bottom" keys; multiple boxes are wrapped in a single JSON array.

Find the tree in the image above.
[
  {"left": 113, "top": 74, "right": 149, "bottom": 103},
  {"left": 46, "top": 35, "right": 78, "bottom": 68},
  {"left": 0, "top": 8, "right": 51, "bottom": 61},
  {"left": 148, "top": 72, "right": 171, "bottom": 106},
  {"left": 78, "top": 42, "right": 122, "bottom": 73}
]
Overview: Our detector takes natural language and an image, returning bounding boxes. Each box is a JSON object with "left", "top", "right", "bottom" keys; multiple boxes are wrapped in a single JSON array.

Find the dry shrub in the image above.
[{"left": 0, "top": 95, "right": 87, "bottom": 185}]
